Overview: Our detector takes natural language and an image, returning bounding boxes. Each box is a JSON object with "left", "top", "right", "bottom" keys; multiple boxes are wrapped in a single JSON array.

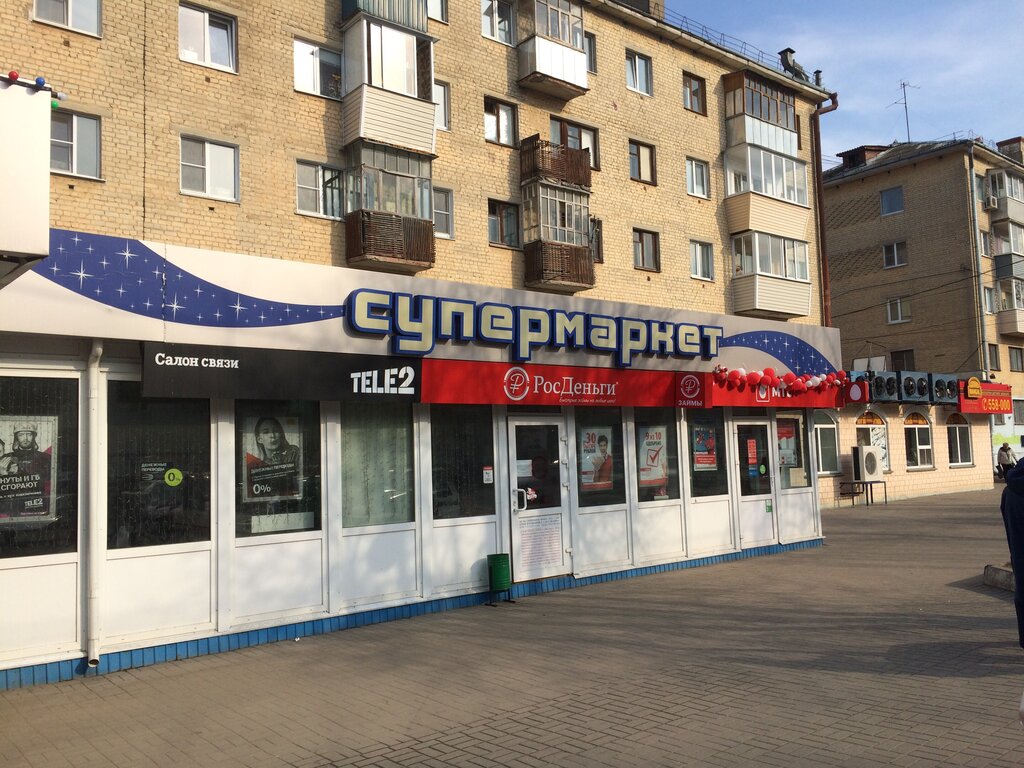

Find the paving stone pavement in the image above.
[{"left": 2, "top": 488, "right": 1024, "bottom": 767}]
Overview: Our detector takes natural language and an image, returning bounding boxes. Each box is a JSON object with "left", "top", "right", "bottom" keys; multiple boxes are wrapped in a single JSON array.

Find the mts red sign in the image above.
[{"left": 420, "top": 359, "right": 676, "bottom": 406}]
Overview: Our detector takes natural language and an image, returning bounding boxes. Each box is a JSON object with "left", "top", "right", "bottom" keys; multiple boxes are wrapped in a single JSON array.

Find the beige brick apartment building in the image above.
[
  {"left": 0, "top": 0, "right": 846, "bottom": 686},
  {"left": 819, "top": 139, "right": 1024, "bottom": 503}
]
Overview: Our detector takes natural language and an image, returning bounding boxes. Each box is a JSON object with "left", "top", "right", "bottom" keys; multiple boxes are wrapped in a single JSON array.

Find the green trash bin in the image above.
[{"left": 487, "top": 553, "right": 511, "bottom": 592}]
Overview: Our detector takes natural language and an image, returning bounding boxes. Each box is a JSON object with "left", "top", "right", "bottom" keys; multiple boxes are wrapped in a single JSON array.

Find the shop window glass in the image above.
[
  {"left": 634, "top": 407, "right": 679, "bottom": 502},
  {"left": 430, "top": 405, "right": 496, "bottom": 519},
  {"left": 0, "top": 377, "right": 79, "bottom": 559},
  {"left": 946, "top": 413, "right": 972, "bottom": 466},
  {"left": 107, "top": 380, "right": 210, "bottom": 549},
  {"left": 855, "top": 411, "right": 889, "bottom": 471},
  {"left": 687, "top": 409, "right": 728, "bottom": 497},
  {"left": 235, "top": 400, "right": 321, "bottom": 537},
  {"left": 813, "top": 411, "right": 839, "bottom": 474},
  {"left": 576, "top": 407, "right": 625, "bottom": 507},
  {"left": 776, "top": 410, "right": 810, "bottom": 489},
  {"left": 341, "top": 402, "right": 414, "bottom": 527}
]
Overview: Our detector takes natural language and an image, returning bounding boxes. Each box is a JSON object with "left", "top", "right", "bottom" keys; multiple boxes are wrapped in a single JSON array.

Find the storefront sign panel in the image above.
[
  {"left": 683, "top": 374, "right": 845, "bottom": 409},
  {"left": 958, "top": 380, "right": 1012, "bottom": 414}
]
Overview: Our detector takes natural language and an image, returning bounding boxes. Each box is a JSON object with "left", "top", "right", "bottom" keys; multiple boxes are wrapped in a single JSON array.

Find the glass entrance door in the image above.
[{"left": 735, "top": 422, "right": 777, "bottom": 548}]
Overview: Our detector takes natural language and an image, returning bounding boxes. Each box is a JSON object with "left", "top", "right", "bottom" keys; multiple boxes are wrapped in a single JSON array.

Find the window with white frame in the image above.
[
  {"left": 856, "top": 411, "right": 889, "bottom": 471},
  {"left": 484, "top": 97, "right": 517, "bottom": 146},
  {"left": 179, "top": 4, "right": 236, "bottom": 71},
  {"left": 686, "top": 157, "right": 709, "bottom": 198},
  {"left": 985, "top": 286, "right": 997, "bottom": 313},
  {"left": 368, "top": 22, "right": 428, "bottom": 98},
  {"left": 732, "top": 232, "right": 808, "bottom": 280},
  {"left": 488, "top": 200, "right": 520, "bottom": 247},
  {"left": 522, "top": 184, "right": 590, "bottom": 246},
  {"left": 625, "top": 50, "right": 652, "bottom": 95},
  {"left": 293, "top": 40, "right": 342, "bottom": 99},
  {"left": 886, "top": 296, "right": 911, "bottom": 324},
  {"left": 980, "top": 231, "right": 990, "bottom": 257},
  {"left": 992, "top": 222, "right": 1024, "bottom": 257},
  {"left": 433, "top": 81, "right": 450, "bottom": 131},
  {"left": 904, "top": 412, "right": 932, "bottom": 468},
  {"left": 296, "top": 161, "right": 342, "bottom": 219},
  {"left": 813, "top": 411, "right": 840, "bottom": 474},
  {"left": 724, "top": 145, "right": 807, "bottom": 205},
  {"left": 999, "top": 279, "right": 1024, "bottom": 311},
  {"left": 948, "top": 415, "right": 974, "bottom": 467},
  {"left": 633, "top": 228, "right": 659, "bottom": 271},
  {"left": 180, "top": 136, "right": 238, "bottom": 200},
  {"left": 34, "top": 0, "right": 99, "bottom": 34},
  {"left": 883, "top": 241, "right": 907, "bottom": 268},
  {"left": 433, "top": 188, "right": 453, "bottom": 237},
  {"left": 690, "top": 241, "right": 713, "bottom": 280},
  {"left": 427, "top": 0, "right": 447, "bottom": 22},
  {"left": 880, "top": 185, "right": 904, "bottom": 215},
  {"left": 342, "top": 142, "right": 432, "bottom": 220},
  {"left": 50, "top": 111, "right": 100, "bottom": 178},
  {"left": 535, "top": 0, "right": 583, "bottom": 48},
  {"left": 991, "top": 171, "right": 1024, "bottom": 202},
  {"left": 481, "top": 0, "right": 514, "bottom": 44},
  {"left": 550, "top": 117, "right": 598, "bottom": 168}
]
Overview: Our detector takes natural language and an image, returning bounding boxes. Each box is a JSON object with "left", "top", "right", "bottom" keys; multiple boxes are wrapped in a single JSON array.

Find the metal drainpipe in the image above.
[
  {"left": 86, "top": 339, "right": 104, "bottom": 667},
  {"left": 811, "top": 92, "right": 839, "bottom": 327},
  {"left": 967, "top": 145, "right": 987, "bottom": 375}
]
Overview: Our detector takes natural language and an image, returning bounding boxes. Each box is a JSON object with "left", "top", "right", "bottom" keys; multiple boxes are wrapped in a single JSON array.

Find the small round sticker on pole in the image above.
[{"left": 164, "top": 467, "right": 184, "bottom": 487}]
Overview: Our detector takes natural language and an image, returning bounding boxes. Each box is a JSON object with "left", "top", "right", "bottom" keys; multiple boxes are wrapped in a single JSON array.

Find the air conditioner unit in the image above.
[
  {"left": 984, "top": 195, "right": 999, "bottom": 210},
  {"left": 870, "top": 371, "right": 899, "bottom": 402},
  {"left": 929, "top": 373, "right": 960, "bottom": 405},
  {"left": 853, "top": 445, "right": 884, "bottom": 482},
  {"left": 898, "top": 370, "right": 931, "bottom": 403}
]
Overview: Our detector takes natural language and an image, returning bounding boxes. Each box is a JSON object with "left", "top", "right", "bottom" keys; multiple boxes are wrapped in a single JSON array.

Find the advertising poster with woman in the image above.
[
  {"left": 242, "top": 414, "right": 303, "bottom": 503},
  {"left": 580, "top": 427, "right": 614, "bottom": 491},
  {"left": 0, "top": 416, "right": 58, "bottom": 525}
]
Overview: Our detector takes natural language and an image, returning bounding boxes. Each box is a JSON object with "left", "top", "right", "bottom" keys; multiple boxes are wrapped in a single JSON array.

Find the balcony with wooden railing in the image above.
[
  {"left": 520, "top": 135, "right": 591, "bottom": 190},
  {"left": 523, "top": 240, "right": 595, "bottom": 293},
  {"left": 345, "top": 210, "right": 435, "bottom": 272}
]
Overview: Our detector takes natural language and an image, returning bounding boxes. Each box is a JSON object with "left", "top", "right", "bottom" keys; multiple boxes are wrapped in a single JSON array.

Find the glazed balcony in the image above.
[
  {"left": 345, "top": 210, "right": 435, "bottom": 272},
  {"left": 731, "top": 273, "right": 811, "bottom": 319},
  {"left": 723, "top": 191, "right": 809, "bottom": 240},
  {"left": 520, "top": 135, "right": 591, "bottom": 189},
  {"left": 990, "top": 195, "right": 1024, "bottom": 225},
  {"left": 523, "top": 240, "right": 595, "bottom": 293},
  {"left": 517, "top": 36, "right": 588, "bottom": 100},
  {"left": 341, "top": 84, "right": 436, "bottom": 156},
  {"left": 997, "top": 308, "right": 1024, "bottom": 338},
  {"left": 994, "top": 252, "right": 1024, "bottom": 280}
]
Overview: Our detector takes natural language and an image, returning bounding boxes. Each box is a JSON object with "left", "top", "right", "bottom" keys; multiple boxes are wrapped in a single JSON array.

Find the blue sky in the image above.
[{"left": 663, "top": 0, "right": 1024, "bottom": 167}]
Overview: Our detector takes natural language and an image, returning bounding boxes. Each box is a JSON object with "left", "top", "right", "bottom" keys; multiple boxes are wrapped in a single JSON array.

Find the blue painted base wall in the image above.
[{"left": 1, "top": 539, "right": 821, "bottom": 691}]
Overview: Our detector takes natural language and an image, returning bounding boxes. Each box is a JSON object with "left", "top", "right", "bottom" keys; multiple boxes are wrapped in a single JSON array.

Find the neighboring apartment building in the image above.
[
  {"left": 819, "top": 138, "right": 1023, "bottom": 502},
  {"left": 0, "top": 0, "right": 840, "bottom": 687}
]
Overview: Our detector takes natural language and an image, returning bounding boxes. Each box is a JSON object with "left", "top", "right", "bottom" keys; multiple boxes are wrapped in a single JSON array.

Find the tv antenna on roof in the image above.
[{"left": 887, "top": 80, "right": 919, "bottom": 142}]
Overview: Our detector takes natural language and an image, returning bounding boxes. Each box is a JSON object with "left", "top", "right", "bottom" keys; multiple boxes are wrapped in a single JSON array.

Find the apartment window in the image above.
[
  {"left": 1013, "top": 400, "right": 1024, "bottom": 424},
  {"left": 180, "top": 137, "right": 238, "bottom": 201},
  {"left": 179, "top": 4, "right": 236, "bottom": 71},
  {"left": 625, "top": 51, "right": 652, "bottom": 95},
  {"left": 991, "top": 171, "right": 1024, "bottom": 202},
  {"left": 535, "top": 0, "right": 583, "bottom": 48},
  {"left": 732, "top": 232, "right": 808, "bottom": 281},
  {"left": 883, "top": 241, "right": 907, "bottom": 268},
  {"left": 293, "top": 40, "right": 342, "bottom": 99},
  {"left": 434, "top": 81, "right": 450, "bottom": 131},
  {"left": 50, "top": 112, "right": 100, "bottom": 178},
  {"left": 886, "top": 296, "right": 910, "bottom": 324},
  {"left": 34, "top": 0, "right": 99, "bottom": 34},
  {"left": 368, "top": 22, "right": 430, "bottom": 99},
  {"left": 980, "top": 231, "right": 990, "bottom": 257},
  {"left": 682, "top": 72, "right": 705, "bottom": 114},
  {"left": 427, "top": 0, "right": 447, "bottom": 22},
  {"left": 584, "top": 33, "right": 597, "bottom": 73},
  {"left": 342, "top": 142, "right": 432, "bottom": 219},
  {"left": 890, "top": 349, "right": 915, "bottom": 370},
  {"left": 633, "top": 229, "right": 659, "bottom": 271},
  {"left": 946, "top": 414, "right": 972, "bottom": 466},
  {"left": 975, "top": 173, "right": 986, "bottom": 201},
  {"left": 985, "top": 286, "right": 997, "bottom": 313},
  {"left": 813, "top": 411, "right": 840, "bottom": 474},
  {"left": 903, "top": 412, "right": 933, "bottom": 469},
  {"left": 296, "top": 162, "right": 342, "bottom": 219},
  {"left": 481, "top": 0, "right": 514, "bottom": 44},
  {"left": 1000, "top": 279, "right": 1024, "bottom": 311},
  {"left": 690, "top": 241, "right": 714, "bottom": 280},
  {"left": 550, "top": 118, "right": 599, "bottom": 168},
  {"left": 590, "top": 217, "right": 603, "bottom": 263},
  {"left": 629, "top": 140, "right": 655, "bottom": 184},
  {"left": 433, "top": 188, "right": 453, "bottom": 238},
  {"left": 1011, "top": 347, "right": 1024, "bottom": 372},
  {"left": 522, "top": 184, "right": 590, "bottom": 246},
  {"left": 989, "top": 343, "right": 1001, "bottom": 371},
  {"left": 484, "top": 97, "right": 517, "bottom": 146},
  {"left": 880, "top": 186, "right": 904, "bottom": 215},
  {"left": 488, "top": 200, "right": 520, "bottom": 247},
  {"left": 686, "top": 158, "right": 709, "bottom": 198},
  {"left": 724, "top": 145, "right": 807, "bottom": 205}
]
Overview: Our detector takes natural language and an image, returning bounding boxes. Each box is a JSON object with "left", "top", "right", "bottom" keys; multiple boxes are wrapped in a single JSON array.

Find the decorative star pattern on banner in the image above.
[
  {"left": 36, "top": 230, "right": 345, "bottom": 327},
  {"left": 720, "top": 331, "right": 835, "bottom": 375}
]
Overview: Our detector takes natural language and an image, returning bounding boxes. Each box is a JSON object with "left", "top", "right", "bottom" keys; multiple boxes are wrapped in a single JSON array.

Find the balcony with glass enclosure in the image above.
[
  {"left": 516, "top": 0, "right": 588, "bottom": 99},
  {"left": 731, "top": 231, "right": 811, "bottom": 318},
  {"left": 988, "top": 170, "right": 1024, "bottom": 224},
  {"left": 997, "top": 279, "right": 1024, "bottom": 337}
]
